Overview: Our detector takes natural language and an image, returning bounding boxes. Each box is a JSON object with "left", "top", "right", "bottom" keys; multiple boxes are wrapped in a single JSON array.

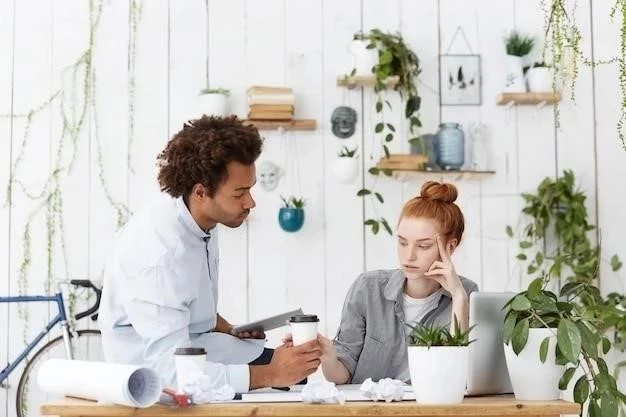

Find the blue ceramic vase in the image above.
[
  {"left": 435, "top": 122, "right": 465, "bottom": 170},
  {"left": 278, "top": 208, "right": 305, "bottom": 232}
]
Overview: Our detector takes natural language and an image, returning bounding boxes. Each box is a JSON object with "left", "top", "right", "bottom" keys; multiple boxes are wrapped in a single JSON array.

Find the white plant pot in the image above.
[
  {"left": 332, "top": 157, "right": 359, "bottom": 184},
  {"left": 504, "top": 55, "right": 527, "bottom": 93},
  {"left": 348, "top": 39, "right": 378, "bottom": 76},
  {"left": 503, "top": 328, "right": 565, "bottom": 400},
  {"left": 200, "top": 93, "right": 228, "bottom": 117},
  {"left": 408, "top": 346, "right": 469, "bottom": 404},
  {"left": 526, "top": 67, "right": 554, "bottom": 93}
]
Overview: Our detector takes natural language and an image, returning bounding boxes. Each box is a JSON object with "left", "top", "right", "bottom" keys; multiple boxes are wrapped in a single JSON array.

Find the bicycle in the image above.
[{"left": 0, "top": 279, "right": 104, "bottom": 417}]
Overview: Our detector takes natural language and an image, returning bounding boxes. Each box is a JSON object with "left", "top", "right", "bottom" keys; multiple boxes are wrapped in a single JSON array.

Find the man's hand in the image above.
[
  {"left": 250, "top": 339, "right": 322, "bottom": 388},
  {"left": 231, "top": 329, "right": 266, "bottom": 339},
  {"left": 282, "top": 333, "right": 336, "bottom": 363}
]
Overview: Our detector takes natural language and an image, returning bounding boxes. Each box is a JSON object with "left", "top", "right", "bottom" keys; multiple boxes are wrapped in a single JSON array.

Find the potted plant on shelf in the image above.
[
  {"left": 332, "top": 145, "right": 359, "bottom": 184},
  {"left": 278, "top": 196, "right": 305, "bottom": 233},
  {"left": 407, "top": 317, "right": 474, "bottom": 404},
  {"left": 526, "top": 62, "right": 555, "bottom": 93},
  {"left": 504, "top": 31, "right": 534, "bottom": 93},
  {"left": 349, "top": 31, "right": 379, "bottom": 76},
  {"left": 504, "top": 170, "right": 625, "bottom": 411},
  {"left": 199, "top": 87, "right": 230, "bottom": 117},
  {"left": 351, "top": 28, "right": 422, "bottom": 235}
]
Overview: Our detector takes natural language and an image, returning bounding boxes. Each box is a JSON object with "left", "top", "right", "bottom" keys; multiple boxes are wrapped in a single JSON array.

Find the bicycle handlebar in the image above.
[{"left": 70, "top": 279, "right": 102, "bottom": 321}]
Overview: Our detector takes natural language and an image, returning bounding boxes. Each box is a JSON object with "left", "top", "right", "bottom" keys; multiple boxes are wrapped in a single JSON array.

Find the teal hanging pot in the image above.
[{"left": 278, "top": 208, "right": 305, "bottom": 232}]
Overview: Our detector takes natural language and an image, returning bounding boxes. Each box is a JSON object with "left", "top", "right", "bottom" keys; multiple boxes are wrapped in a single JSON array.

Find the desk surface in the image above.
[{"left": 42, "top": 395, "right": 581, "bottom": 417}]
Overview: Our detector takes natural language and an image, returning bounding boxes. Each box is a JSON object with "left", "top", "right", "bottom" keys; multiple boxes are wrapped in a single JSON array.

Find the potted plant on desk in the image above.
[{"left": 407, "top": 317, "right": 474, "bottom": 404}]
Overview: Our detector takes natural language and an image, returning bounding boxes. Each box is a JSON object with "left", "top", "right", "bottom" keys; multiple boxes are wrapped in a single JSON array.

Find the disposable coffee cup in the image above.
[
  {"left": 289, "top": 314, "right": 319, "bottom": 346},
  {"left": 174, "top": 347, "right": 206, "bottom": 392}
]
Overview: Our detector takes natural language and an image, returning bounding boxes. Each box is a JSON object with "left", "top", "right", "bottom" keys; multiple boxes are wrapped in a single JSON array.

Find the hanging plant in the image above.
[
  {"left": 278, "top": 196, "right": 306, "bottom": 233},
  {"left": 352, "top": 29, "right": 422, "bottom": 235}
]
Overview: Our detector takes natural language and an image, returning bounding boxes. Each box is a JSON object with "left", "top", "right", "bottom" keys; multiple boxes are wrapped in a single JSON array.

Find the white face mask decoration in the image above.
[{"left": 258, "top": 160, "right": 283, "bottom": 192}]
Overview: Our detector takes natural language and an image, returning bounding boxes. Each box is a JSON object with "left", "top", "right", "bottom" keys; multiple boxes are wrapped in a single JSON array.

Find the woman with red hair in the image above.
[{"left": 318, "top": 181, "right": 479, "bottom": 384}]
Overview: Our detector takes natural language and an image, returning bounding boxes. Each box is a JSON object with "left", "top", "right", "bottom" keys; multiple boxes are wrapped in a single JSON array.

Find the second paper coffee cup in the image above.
[
  {"left": 174, "top": 347, "right": 206, "bottom": 392},
  {"left": 289, "top": 314, "right": 319, "bottom": 346}
]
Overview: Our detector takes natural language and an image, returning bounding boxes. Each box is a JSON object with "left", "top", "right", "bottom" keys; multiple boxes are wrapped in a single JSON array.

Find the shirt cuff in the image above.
[{"left": 227, "top": 364, "right": 250, "bottom": 393}]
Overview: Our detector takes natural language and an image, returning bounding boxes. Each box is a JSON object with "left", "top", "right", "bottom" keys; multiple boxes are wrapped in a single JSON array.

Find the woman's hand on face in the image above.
[{"left": 423, "top": 235, "right": 466, "bottom": 299}]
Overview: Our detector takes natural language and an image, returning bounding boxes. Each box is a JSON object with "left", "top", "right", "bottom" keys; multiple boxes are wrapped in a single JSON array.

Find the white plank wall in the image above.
[{"left": 1, "top": 1, "right": 625, "bottom": 415}]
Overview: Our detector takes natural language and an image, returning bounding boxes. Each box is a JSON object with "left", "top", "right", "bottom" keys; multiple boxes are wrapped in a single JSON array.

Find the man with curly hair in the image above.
[{"left": 99, "top": 116, "right": 322, "bottom": 394}]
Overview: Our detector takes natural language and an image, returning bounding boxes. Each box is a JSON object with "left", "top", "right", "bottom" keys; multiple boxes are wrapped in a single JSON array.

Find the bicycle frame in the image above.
[{"left": 0, "top": 284, "right": 73, "bottom": 386}]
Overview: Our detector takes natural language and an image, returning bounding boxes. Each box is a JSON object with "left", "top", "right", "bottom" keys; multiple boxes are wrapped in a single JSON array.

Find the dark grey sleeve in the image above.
[{"left": 332, "top": 276, "right": 367, "bottom": 380}]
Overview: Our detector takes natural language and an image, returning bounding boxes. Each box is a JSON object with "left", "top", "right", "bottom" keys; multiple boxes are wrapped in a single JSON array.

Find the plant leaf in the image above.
[
  {"left": 575, "top": 321, "right": 598, "bottom": 359},
  {"left": 610, "top": 254, "right": 622, "bottom": 271},
  {"left": 528, "top": 278, "right": 543, "bottom": 299},
  {"left": 382, "top": 168, "right": 393, "bottom": 176},
  {"left": 520, "top": 241, "right": 533, "bottom": 249},
  {"left": 374, "top": 192, "right": 384, "bottom": 203},
  {"left": 383, "top": 145, "right": 390, "bottom": 158},
  {"left": 512, "top": 318, "right": 530, "bottom": 355},
  {"left": 385, "top": 133, "right": 393, "bottom": 142},
  {"left": 386, "top": 123, "right": 396, "bottom": 132},
  {"left": 502, "top": 311, "right": 517, "bottom": 344},
  {"left": 516, "top": 253, "right": 527, "bottom": 261},
  {"left": 357, "top": 189, "right": 372, "bottom": 196},
  {"left": 573, "top": 375, "right": 590, "bottom": 406},
  {"left": 511, "top": 294, "right": 532, "bottom": 311},
  {"left": 539, "top": 336, "right": 550, "bottom": 363},
  {"left": 601, "top": 337, "right": 611, "bottom": 354},
  {"left": 381, "top": 218, "right": 392, "bottom": 235},
  {"left": 559, "top": 367, "right": 576, "bottom": 390},
  {"left": 375, "top": 122, "right": 384, "bottom": 133},
  {"left": 368, "top": 167, "right": 380, "bottom": 176},
  {"left": 376, "top": 101, "right": 383, "bottom": 113},
  {"left": 600, "top": 393, "right": 619, "bottom": 417},
  {"left": 506, "top": 225, "right": 513, "bottom": 237},
  {"left": 557, "top": 319, "right": 582, "bottom": 363},
  {"left": 371, "top": 221, "right": 380, "bottom": 234},
  {"left": 588, "top": 399, "right": 601, "bottom": 417}
]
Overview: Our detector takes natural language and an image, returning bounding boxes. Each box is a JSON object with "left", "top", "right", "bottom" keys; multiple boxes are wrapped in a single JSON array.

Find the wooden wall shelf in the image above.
[
  {"left": 382, "top": 168, "right": 496, "bottom": 182},
  {"left": 242, "top": 119, "right": 316, "bottom": 131},
  {"left": 496, "top": 92, "right": 561, "bottom": 106},
  {"left": 337, "top": 75, "right": 400, "bottom": 89}
]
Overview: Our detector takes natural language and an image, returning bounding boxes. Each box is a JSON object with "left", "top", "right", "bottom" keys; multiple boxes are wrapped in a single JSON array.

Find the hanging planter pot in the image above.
[
  {"left": 332, "top": 146, "right": 359, "bottom": 184},
  {"left": 199, "top": 87, "right": 230, "bottom": 117},
  {"left": 348, "top": 34, "right": 378, "bottom": 76},
  {"left": 278, "top": 196, "right": 306, "bottom": 233}
]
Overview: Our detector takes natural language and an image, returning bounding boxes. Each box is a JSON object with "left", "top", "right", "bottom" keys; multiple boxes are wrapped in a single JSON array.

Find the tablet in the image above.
[{"left": 231, "top": 308, "right": 304, "bottom": 333}]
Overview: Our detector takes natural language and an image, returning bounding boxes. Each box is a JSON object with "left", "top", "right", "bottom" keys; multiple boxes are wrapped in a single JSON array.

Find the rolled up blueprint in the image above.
[{"left": 37, "top": 359, "right": 162, "bottom": 408}]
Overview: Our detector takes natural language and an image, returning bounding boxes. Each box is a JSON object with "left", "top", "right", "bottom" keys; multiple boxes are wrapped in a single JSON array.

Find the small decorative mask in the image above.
[
  {"left": 331, "top": 106, "right": 357, "bottom": 139},
  {"left": 258, "top": 160, "right": 283, "bottom": 192}
]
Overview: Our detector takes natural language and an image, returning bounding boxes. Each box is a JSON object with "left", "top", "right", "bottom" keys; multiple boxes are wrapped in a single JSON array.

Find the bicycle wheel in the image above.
[{"left": 16, "top": 329, "right": 103, "bottom": 417}]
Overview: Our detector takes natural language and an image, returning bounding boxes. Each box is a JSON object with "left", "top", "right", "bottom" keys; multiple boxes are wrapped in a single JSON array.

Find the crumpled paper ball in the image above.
[
  {"left": 359, "top": 378, "right": 405, "bottom": 402},
  {"left": 182, "top": 371, "right": 236, "bottom": 403},
  {"left": 301, "top": 380, "right": 346, "bottom": 404}
]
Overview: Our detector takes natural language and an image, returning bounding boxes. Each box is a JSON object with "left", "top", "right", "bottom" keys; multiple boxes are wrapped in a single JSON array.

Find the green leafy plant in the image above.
[
  {"left": 408, "top": 316, "right": 475, "bottom": 348},
  {"left": 505, "top": 31, "right": 535, "bottom": 56},
  {"left": 337, "top": 146, "right": 358, "bottom": 158},
  {"left": 199, "top": 87, "right": 230, "bottom": 95},
  {"left": 352, "top": 28, "right": 422, "bottom": 235},
  {"left": 503, "top": 278, "right": 626, "bottom": 417},
  {"left": 280, "top": 196, "right": 305, "bottom": 209}
]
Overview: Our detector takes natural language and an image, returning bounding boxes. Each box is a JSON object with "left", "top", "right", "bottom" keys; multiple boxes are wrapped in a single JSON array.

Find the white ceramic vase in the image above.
[
  {"left": 348, "top": 39, "right": 378, "bottom": 76},
  {"left": 503, "top": 328, "right": 565, "bottom": 400},
  {"left": 408, "top": 346, "right": 469, "bottom": 404},
  {"left": 504, "top": 55, "right": 527, "bottom": 93},
  {"left": 526, "top": 67, "right": 554, "bottom": 92},
  {"left": 200, "top": 93, "right": 228, "bottom": 117},
  {"left": 332, "top": 157, "right": 359, "bottom": 184}
]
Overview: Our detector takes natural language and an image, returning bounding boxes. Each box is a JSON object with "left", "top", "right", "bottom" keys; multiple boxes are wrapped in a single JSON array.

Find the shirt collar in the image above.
[
  {"left": 384, "top": 269, "right": 452, "bottom": 302},
  {"left": 175, "top": 196, "right": 212, "bottom": 240}
]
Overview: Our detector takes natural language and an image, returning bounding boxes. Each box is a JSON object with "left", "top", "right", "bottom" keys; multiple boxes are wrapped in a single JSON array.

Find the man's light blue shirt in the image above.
[{"left": 99, "top": 194, "right": 257, "bottom": 392}]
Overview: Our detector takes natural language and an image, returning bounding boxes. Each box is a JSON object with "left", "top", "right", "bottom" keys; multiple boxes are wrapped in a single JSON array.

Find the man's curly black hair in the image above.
[{"left": 157, "top": 115, "right": 263, "bottom": 198}]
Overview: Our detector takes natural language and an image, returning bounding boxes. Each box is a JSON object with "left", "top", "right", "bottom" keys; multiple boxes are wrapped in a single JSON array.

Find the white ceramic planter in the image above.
[
  {"left": 332, "top": 157, "right": 359, "bottom": 184},
  {"left": 348, "top": 39, "right": 378, "bottom": 76},
  {"left": 408, "top": 346, "right": 469, "bottom": 404},
  {"left": 503, "top": 328, "right": 565, "bottom": 400},
  {"left": 504, "top": 55, "right": 527, "bottom": 93},
  {"left": 526, "top": 67, "right": 554, "bottom": 92},
  {"left": 200, "top": 93, "right": 228, "bottom": 117}
]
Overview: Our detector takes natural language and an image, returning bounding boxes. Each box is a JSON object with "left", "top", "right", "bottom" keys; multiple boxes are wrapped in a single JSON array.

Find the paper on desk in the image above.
[
  {"left": 37, "top": 359, "right": 162, "bottom": 408},
  {"left": 239, "top": 384, "right": 415, "bottom": 403}
]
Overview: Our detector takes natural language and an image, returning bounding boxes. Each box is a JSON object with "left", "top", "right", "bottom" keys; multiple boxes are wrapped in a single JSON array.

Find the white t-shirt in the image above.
[{"left": 402, "top": 288, "right": 444, "bottom": 331}]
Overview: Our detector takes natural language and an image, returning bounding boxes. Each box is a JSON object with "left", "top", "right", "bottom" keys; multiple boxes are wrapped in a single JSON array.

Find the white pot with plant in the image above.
[
  {"left": 348, "top": 32, "right": 378, "bottom": 76},
  {"left": 332, "top": 146, "right": 359, "bottom": 184},
  {"left": 407, "top": 317, "right": 474, "bottom": 405},
  {"left": 504, "top": 32, "right": 534, "bottom": 93},
  {"left": 526, "top": 62, "right": 554, "bottom": 93},
  {"left": 199, "top": 87, "right": 230, "bottom": 117}
]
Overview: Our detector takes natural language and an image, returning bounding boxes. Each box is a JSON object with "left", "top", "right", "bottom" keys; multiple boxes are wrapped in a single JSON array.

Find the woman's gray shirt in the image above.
[{"left": 333, "top": 269, "right": 479, "bottom": 384}]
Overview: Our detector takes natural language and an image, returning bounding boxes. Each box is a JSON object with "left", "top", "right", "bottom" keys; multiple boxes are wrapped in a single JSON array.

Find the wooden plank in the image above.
[
  {"left": 242, "top": 119, "right": 316, "bottom": 131},
  {"left": 496, "top": 92, "right": 561, "bottom": 105},
  {"left": 336, "top": 75, "right": 400, "bottom": 89},
  {"left": 41, "top": 395, "right": 581, "bottom": 417}
]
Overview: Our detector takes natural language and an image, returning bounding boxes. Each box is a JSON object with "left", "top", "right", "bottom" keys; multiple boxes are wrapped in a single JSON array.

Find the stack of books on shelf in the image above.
[{"left": 247, "top": 86, "right": 295, "bottom": 120}]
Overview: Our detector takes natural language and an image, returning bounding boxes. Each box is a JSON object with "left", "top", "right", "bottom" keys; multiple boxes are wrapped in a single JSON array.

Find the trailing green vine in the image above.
[{"left": 353, "top": 29, "right": 422, "bottom": 235}]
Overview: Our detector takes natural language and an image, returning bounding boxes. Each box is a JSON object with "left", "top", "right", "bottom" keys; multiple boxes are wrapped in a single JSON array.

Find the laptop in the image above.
[{"left": 465, "top": 291, "right": 515, "bottom": 396}]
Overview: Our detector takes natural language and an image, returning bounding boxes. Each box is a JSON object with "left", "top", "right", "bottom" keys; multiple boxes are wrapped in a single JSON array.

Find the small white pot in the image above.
[
  {"left": 332, "top": 157, "right": 359, "bottom": 184},
  {"left": 348, "top": 39, "right": 378, "bottom": 76},
  {"left": 504, "top": 55, "right": 527, "bottom": 93},
  {"left": 200, "top": 93, "right": 228, "bottom": 117},
  {"left": 408, "top": 346, "right": 469, "bottom": 404},
  {"left": 526, "top": 67, "right": 554, "bottom": 92},
  {"left": 504, "top": 328, "right": 565, "bottom": 400}
]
